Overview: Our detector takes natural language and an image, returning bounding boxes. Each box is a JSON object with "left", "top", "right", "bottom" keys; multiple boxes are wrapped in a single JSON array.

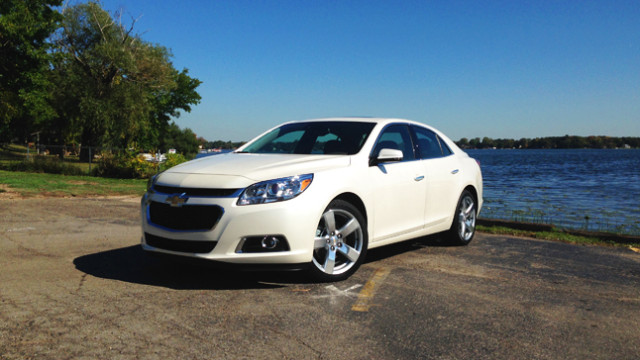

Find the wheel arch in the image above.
[
  {"left": 446, "top": 185, "right": 479, "bottom": 230},
  {"left": 331, "top": 192, "right": 368, "bottom": 225},
  {"left": 462, "top": 184, "right": 479, "bottom": 211}
]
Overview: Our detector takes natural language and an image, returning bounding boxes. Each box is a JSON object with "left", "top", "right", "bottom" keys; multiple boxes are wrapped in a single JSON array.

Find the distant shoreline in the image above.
[{"left": 456, "top": 135, "right": 639, "bottom": 149}]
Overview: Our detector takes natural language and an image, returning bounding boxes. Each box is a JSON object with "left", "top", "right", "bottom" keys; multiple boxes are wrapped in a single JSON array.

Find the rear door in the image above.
[{"left": 411, "top": 125, "right": 461, "bottom": 232}]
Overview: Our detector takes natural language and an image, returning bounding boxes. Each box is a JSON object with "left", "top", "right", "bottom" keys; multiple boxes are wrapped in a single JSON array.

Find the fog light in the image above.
[
  {"left": 261, "top": 236, "right": 279, "bottom": 249},
  {"left": 236, "top": 235, "right": 290, "bottom": 253}
]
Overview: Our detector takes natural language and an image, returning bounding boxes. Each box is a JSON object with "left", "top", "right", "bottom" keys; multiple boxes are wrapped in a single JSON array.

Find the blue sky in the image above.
[{"left": 97, "top": 0, "right": 640, "bottom": 141}]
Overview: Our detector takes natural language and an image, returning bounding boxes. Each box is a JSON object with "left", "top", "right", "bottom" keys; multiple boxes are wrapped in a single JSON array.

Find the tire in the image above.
[
  {"left": 447, "top": 190, "right": 477, "bottom": 246},
  {"left": 309, "top": 199, "right": 368, "bottom": 282}
]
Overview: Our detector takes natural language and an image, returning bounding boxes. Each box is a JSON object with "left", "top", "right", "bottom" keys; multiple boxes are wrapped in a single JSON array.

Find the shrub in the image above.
[
  {"left": 92, "top": 152, "right": 159, "bottom": 179},
  {"left": 163, "top": 153, "right": 188, "bottom": 170},
  {"left": 1, "top": 156, "right": 86, "bottom": 176}
]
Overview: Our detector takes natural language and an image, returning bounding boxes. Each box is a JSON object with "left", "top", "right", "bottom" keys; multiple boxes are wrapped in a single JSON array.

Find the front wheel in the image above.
[
  {"left": 447, "top": 190, "right": 477, "bottom": 245},
  {"left": 310, "top": 200, "right": 368, "bottom": 282}
]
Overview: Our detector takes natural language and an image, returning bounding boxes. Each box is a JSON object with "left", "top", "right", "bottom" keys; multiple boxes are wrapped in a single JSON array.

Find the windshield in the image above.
[{"left": 239, "top": 121, "right": 376, "bottom": 155}]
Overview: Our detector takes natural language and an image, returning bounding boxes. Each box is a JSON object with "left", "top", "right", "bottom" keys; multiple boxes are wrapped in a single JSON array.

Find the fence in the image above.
[{"left": 1, "top": 144, "right": 113, "bottom": 171}]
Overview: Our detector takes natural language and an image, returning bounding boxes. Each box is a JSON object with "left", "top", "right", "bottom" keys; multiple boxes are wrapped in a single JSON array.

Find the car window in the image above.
[
  {"left": 437, "top": 135, "right": 453, "bottom": 156},
  {"left": 412, "top": 126, "right": 447, "bottom": 159},
  {"left": 311, "top": 133, "right": 340, "bottom": 154},
  {"left": 372, "top": 124, "right": 415, "bottom": 161},
  {"left": 242, "top": 128, "right": 305, "bottom": 153},
  {"left": 241, "top": 121, "right": 376, "bottom": 155}
]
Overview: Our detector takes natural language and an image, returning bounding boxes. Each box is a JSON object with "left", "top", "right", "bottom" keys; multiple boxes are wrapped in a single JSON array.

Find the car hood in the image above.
[{"left": 155, "top": 153, "right": 351, "bottom": 189}]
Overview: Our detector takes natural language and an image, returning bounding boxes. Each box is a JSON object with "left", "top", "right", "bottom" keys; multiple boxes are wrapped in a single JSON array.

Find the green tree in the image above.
[
  {"left": 141, "top": 68, "right": 202, "bottom": 149},
  {"left": 160, "top": 122, "right": 199, "bottom": 157},
  {"left": 48, "top": 2, "right": 201, "bottom": 158},
  {"left": 497, "top": 138, "right": 515, "bottom": 149},
  {"left": 516, "top": 138, "right": 528, "bottom": 149},
  {"left": 0, "top": 0, "right": 62, "bottom": 143},
  {"left": 469, "top": 137, "right": 481, "bottom": 148},
  {"left": 457, "top": 137, "right": 469, "bottom": 148},
  {"left": 481, "top": 137, "right": 494, "bottom": 149},
  {"left": 204, "top": 140, "right": 245, "bottom": 149}
]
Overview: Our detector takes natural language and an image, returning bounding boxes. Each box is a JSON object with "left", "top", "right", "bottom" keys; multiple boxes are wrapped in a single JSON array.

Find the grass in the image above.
[
  {"left": 0, "top": 170, "right": 146, "bottom": 197},
  {"left": 477, "top": 224, "right": 640, "bottom": 248}
]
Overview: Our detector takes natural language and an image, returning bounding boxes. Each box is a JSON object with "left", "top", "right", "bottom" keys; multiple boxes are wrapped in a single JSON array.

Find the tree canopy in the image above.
[
  {"left": 0, "top": 0, "right": 62, "bottom": 143},
  {"left": 0, "top": 1, "right": 202, "bottom": 156}
]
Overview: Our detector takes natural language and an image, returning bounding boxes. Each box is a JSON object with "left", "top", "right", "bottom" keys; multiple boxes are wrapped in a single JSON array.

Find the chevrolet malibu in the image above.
[{"left": 141, "top": 118, "right": 483, "bottom": 281}]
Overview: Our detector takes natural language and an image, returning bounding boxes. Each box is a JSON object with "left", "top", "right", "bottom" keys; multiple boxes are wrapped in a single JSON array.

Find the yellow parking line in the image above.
[{"left": 351, "top": 267, "right": 391, "bottom": 312}]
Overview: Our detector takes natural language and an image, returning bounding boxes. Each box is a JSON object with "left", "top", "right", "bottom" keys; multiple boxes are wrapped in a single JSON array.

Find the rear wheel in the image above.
[
  {"left": 447, "top": 190, "right": 477, "bottom": 245},
  {"left": 310, "top": 200, "right": 367, "bottom": 282}
]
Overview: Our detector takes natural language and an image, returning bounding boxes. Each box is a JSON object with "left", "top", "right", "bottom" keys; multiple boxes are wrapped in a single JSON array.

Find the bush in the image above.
[
  {"left": 92, "top": 152, "right": 159, "bottom": 179},
  {"left": 0, "top": 151, "right": 191, "bottom": 179},
  {"left": 1, "top": 156, "right": 86, "bottom": 176},
  {"left": 162, "top": 153, "right": 188, "bottom": 170}
]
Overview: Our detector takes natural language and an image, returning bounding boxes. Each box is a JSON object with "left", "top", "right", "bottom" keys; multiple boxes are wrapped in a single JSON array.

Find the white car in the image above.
[{"left": 141, "top": 118, "right": 483, "bottom": 281}]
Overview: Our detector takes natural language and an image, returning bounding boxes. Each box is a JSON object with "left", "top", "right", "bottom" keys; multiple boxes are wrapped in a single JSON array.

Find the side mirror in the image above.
[{"left": 370, "top": 148, "right": 403, "bottom": 166}]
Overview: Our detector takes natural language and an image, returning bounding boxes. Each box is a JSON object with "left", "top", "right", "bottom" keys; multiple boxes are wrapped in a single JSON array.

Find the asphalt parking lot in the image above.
[{"left": 1, "top": 197, "right": 639, "bottom": 359}]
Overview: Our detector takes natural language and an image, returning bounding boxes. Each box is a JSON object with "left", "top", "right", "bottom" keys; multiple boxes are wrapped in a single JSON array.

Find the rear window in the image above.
[{"left": 412, "top": 125, "right": 453, "bottom": 159}]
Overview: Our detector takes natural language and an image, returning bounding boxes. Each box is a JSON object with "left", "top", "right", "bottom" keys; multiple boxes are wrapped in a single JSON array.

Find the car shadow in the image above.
[
  {"left": 364, "top": 233, "right": 457, "bottom": 263},
  {"left": 74, "top": 235, "right": 456, "bottom": 290},
  {"left": 73, "top": 245, "right": 310, "bottom": 290}
]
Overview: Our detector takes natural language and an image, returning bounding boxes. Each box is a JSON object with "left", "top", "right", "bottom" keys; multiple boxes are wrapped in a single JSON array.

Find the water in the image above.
[{"left": 466, "top": 149, "right": 640, "bottom": 235}]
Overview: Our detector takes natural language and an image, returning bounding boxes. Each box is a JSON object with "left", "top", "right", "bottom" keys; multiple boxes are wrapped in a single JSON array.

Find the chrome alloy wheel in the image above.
[
  {"left": 457, "top": 194, "right": 476, "bottom": 242},
  {"left": 312, "top": 208, "right": 364, "bottom": 276}
]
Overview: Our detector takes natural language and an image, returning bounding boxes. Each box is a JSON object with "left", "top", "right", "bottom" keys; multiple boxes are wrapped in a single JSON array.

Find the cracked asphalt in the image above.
[{"left": 1, "top": 197, "right": 639, "bottom": 359}]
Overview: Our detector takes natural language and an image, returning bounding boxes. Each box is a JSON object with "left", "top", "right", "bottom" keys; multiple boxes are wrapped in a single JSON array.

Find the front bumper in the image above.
[{"left": 140, "top": 190, "right": 321, "bottom": 265}]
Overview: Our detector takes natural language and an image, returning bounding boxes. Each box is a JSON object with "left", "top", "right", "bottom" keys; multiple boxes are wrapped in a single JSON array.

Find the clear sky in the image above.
[{"left": 97, "top": 0, "right": 640, "bottom": 142}]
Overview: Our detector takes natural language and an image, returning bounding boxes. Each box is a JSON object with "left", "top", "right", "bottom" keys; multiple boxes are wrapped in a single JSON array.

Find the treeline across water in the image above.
[
  {"left": 456, "top": 135, "right": 640, "bottom": 149},
  {"left": 202, "top": 140, "right": 246, "bottom": 150}
]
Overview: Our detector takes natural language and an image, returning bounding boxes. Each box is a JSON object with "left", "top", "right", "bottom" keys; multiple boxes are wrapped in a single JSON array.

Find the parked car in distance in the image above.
[{"left": 141, "top": 118, "right": 483, "bottom": 281}]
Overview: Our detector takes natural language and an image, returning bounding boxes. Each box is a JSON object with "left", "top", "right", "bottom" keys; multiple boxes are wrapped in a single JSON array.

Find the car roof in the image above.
[{"left": 291, "top": 117, "right": 430, "bottom": 127}]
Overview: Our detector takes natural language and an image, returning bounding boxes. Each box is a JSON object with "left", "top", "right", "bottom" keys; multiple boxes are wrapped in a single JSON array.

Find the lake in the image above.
[{"left": 466, "top": 149, "right": 640, "bottom": 235}]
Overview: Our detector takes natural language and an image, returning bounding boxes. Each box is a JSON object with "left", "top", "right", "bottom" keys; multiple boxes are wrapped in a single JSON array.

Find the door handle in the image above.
[
  {"left": 414, "top": 175, "right": 425, "bottom": 181},
  {"left": 451, "top": 169, "right": 459, "bottom": 174}
]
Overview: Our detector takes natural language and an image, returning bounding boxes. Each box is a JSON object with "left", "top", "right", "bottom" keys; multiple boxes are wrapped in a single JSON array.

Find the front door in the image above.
[{"left": 367, "top": 124, "right": 426, "bottom": 243}]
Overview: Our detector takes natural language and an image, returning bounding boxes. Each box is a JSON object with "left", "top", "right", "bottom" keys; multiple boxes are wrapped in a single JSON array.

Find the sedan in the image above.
[{"left": 141, "top": 118, "right": 483, "bottom": 281}]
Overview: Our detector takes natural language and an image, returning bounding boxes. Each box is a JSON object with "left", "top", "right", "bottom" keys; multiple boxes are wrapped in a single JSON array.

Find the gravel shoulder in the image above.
[{"left": 1, "top": 197, "right": 639, "bottom": 359}]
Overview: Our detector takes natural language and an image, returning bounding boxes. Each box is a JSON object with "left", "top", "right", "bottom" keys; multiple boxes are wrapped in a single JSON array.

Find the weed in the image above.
[{"left": 477, "top": 224, "right": 640, "bottom": 247}]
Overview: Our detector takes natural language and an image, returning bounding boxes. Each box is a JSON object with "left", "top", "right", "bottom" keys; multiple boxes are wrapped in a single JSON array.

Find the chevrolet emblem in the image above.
[{"left": 166, "top": 193, "right": 188, "bottom": 207}]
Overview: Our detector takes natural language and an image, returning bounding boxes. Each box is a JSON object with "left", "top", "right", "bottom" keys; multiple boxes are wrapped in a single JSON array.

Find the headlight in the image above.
[
  {"left": 237, "top": 174, "right": 313, "bottom": 205},
  {"left": 147, "top": 171, "right": 163, "bottom": 192}
]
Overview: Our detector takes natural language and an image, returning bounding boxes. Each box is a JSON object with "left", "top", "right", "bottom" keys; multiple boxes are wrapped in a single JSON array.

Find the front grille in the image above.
[
  {"left": 153, "top": 185, "right": 239, "bottom": 197},
  {"left": 145, "top": 233, "right": 217, "bottom": 253},
  {"left": 149, "top": 202, "right": 223, "bottom": 231}
]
